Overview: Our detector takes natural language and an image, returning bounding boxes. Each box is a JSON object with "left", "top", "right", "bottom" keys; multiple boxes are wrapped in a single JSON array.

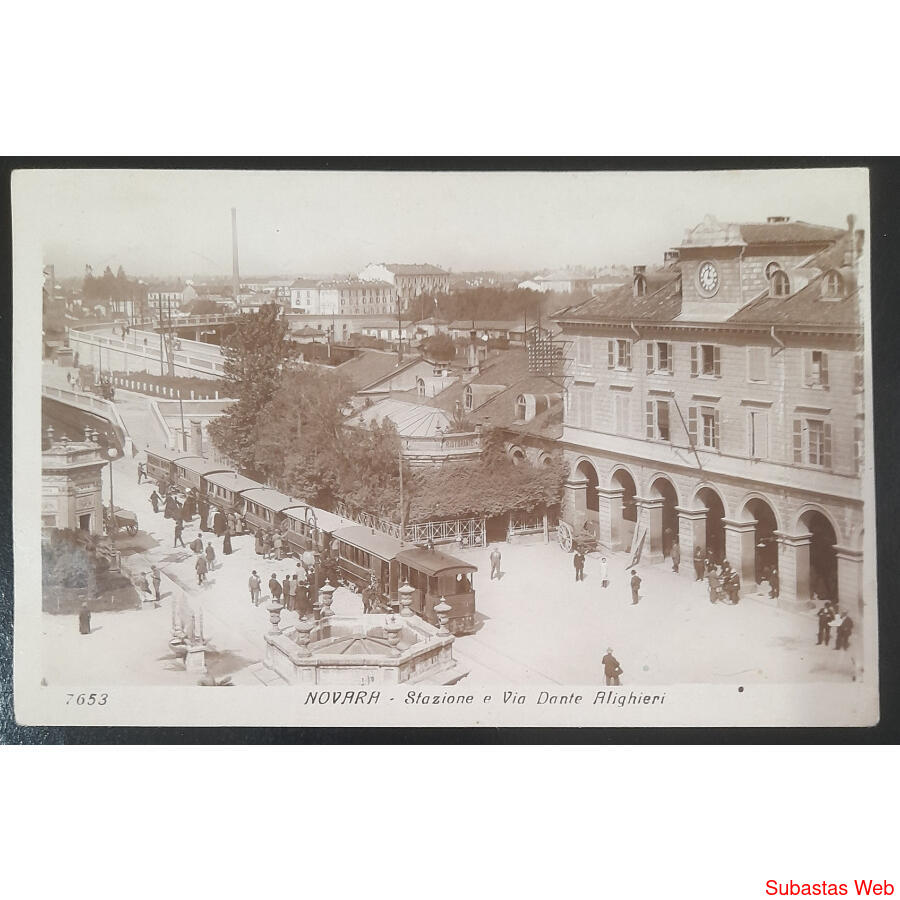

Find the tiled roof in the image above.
[
  {"left": 350, "top": 398, "right": 452, "bottom": 438},
  {"left": 384, "top": 263, "right": 448, "bottom": 276},
  {"left": 728, "top": 235, "right": 861, "bottom": 328},
  {"left": 335, "top": 350, "right": 415, "bottom": 390},
  {"left": 737, "top": 221, "right": 845, "bottom": 245},
  {"left": 555, "top": 272, "right": 683, "bottom": 323},
  {"left": 290, "top": 278, "right": 320, "bottom": 289}
]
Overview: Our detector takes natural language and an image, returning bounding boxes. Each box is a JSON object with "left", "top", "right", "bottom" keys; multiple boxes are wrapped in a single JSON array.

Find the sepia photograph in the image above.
[{"left": 11, "top": 165, "right": 877, "bottom": 727}]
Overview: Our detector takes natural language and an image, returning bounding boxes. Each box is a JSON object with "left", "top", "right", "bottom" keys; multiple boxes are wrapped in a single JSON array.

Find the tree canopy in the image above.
[{"left": 207, "top": 306, "right": 299, "bottom": 474}]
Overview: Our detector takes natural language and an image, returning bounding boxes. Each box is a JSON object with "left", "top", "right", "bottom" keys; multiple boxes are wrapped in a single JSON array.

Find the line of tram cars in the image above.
[{"left": 145, "top": 448, "right": 477, "bottom": 635}]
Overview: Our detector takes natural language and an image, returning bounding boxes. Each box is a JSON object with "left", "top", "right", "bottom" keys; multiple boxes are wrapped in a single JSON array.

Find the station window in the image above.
[{"left": 691, "top": 343, "right": 721, "bottom": 377}]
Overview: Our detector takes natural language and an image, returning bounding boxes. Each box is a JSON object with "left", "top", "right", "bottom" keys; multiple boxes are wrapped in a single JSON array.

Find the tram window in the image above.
[{"left": 429, "top": 576, "right": 439, "bottom": 595}]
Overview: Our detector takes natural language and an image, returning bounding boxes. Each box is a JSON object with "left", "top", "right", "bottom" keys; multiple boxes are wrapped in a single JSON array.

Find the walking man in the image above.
[
  {"left": 174, "top": 519, "right": 185, "bottom": 548},
  {"left": 151, "top": 565, "right": 162, "bottom": 605},
  {"left": 693, "top": 545, "right": 705, "bottom": 581},
  {"left": 816, "top": 601, "right": 833, "bottom": 646},
  {"left": 189, "top": 534, "right": 204, "bottom": 555},
  {"left": 79, "top": 602, "right": 92, "bottom": 635},
  {"left": 726, "top": 570, "right": 741, "bottom": 605},
  {"left": 490, "top": 547, "right": 502, "bottom": 580},
  {"left": 248, "top": 570, "right": 261, "bottom": 606},
  {"left": 274, "top": 531, "right": 283, "bottom": 561},
  {"left": 835, "top": 610, "right": 854, "bottom": 650},
  {"left": 598, "top": 556, "right": 609, "bottom": 589},
  {"left": 573, "top": 547, "right": 585, "bottom": 582},
  {"left": 630, "top": 569, "right": 641, "bottom": 605},
  {"left": 205, "top": 542, "right": 216, "bottom": 571},
  {"left": 149, "top": 489, "right": 161, "bottom": 514},
  {"left": 769, "top": 568, "right": 780, "bottom": 600},
  {"left": 601, "top": 648, "right": 622, "bottom": 686},
  {"left": 195, "top": 553, "right": 208, "bottom": 585},
  {"left": 269, "top": 573, "right": 283, "bottom": 603},
  {"left": 283, "top": 574, "right": 293, "bottom": 611},
  {"left": 137, "top": 462, "right": 146, "bottom": 484},
  {"left": 670, "top": 540, "right": 680, "bottom": 574}
]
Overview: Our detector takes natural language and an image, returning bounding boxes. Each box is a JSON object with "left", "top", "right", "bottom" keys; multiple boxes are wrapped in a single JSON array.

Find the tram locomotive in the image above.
[{"left": 334, "top": 525, "right": 477, "bottom": 635}]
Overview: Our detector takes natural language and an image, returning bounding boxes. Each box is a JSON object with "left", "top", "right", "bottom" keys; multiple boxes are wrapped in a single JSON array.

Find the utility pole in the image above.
[
  {"left": 158, "top": 296, "right": 165, "bottom": 377},
  {"left": 231, "top": 207, "right": 241, "bottom": 313},
  {"left": 396, "top": 292, "right": 404, "bottom": 364},
  {"left": 166, "top": 294, "right": 176, "bottom": 377},
  {"left": 398, "top": 446, "right": 405, "bottom": 542}
]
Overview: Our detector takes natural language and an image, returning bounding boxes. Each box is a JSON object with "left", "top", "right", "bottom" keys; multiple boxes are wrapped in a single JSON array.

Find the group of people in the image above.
[
  {"left": 571, "top": 547, "right": 610, "bottom": 588},
  {"left": 253, "top": 527, "right": 289, "bottom": 560},
  {"left": 247, "top": 554, "right": 323, "bottom": 614},
  {"left": 816, "top": 599, "right": 854, "bottom": 650}
]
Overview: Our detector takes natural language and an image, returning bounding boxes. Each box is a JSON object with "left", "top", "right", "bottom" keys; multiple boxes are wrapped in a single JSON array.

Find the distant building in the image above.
[
  {"left": 147, "top": 284, "right": 198, "bottom": 314},
  {"left": 288, "top": 278, "right": 397, "bottom": 317},
  {"left": 525, "top": 271, "right": 597, "bottom": 294},
  {"left": 358, "top": 263, "right": 450, "bottom": 309}
]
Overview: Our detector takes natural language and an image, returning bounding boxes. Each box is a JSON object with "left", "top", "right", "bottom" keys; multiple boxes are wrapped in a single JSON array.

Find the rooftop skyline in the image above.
[{"left": 19, "top": 168, "right": 869, "bottom": 279}]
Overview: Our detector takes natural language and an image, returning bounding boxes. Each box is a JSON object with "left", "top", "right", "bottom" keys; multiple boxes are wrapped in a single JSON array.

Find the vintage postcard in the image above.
[{"left": 11, "top": 166, "right": 878, "bottom": 727}]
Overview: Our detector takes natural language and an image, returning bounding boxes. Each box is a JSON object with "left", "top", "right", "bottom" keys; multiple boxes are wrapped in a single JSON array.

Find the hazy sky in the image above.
[{"left": 17, "top": 168, "right": 869, "bottom": 279}]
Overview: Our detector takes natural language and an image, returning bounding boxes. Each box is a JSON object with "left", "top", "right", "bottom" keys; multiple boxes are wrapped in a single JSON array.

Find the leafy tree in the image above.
[
  {"left": 207, "top": 305, "right": 299, "bottom": 473},
  {"left": 420, "top": 333, "right": 456, "bottom": 362}
]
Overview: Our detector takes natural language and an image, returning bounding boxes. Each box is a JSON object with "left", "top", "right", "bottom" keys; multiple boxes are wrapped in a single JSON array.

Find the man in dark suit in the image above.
[{"left": 601, "top": 648, "right": 622, "bottom": 685}]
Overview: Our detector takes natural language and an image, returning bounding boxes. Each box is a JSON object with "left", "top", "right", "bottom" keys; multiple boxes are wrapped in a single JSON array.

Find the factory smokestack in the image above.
[{"left": 231, "top": 207, "right": 241, "bottom": 311}]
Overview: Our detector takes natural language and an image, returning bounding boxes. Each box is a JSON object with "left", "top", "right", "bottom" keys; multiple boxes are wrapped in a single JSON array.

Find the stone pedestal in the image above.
[
  {"left": 185, "top": 644, "right": 208, "bottom": 674},
  {"left": 636, "top": 496, "right": 664, "bottom": 563},
  {"left": 835, "top": 545, "right": 864, "bottom": 619},
  {"left": 774, "top": 531, "right": 812, "bottom": 610},
  {"left": 563, "top": 474, "right": 588, "bottom": 531},
  {"left": 676, "top": 507, "right": 708, "bottom": 577},
  {"left": 723, "top": 519, "right": 757, "bottom": 586},
  {"left": 599, "top": 487, "right": 625, "bottom": 551}
]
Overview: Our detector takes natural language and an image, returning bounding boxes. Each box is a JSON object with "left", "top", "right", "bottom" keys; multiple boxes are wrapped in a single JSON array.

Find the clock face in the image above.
[{"left": 698, "top": 261, "right": 719, "bottom": 295}]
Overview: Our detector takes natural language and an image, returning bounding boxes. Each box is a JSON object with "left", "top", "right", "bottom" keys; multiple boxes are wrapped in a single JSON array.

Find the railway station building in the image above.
[{"left": 554, "top": 214, "right": 867, "bottom": 614}]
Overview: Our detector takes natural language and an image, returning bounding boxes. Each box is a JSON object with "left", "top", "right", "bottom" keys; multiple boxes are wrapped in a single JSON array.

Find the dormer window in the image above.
[
  {"left": 770, "top": 269, "right": 790, "bottom": 297},
  {"left": 822, "top": 270, "right": 844, "bottom": 300},
  {"left": 765, "top": 261, "right": 783, "bottom": 280},
  {"left": 515, "top": 394, "right": 527, "bottom": 421},
  {"left": 633, "top": 275, "right": 647, "bottom": 298},
  {"left": 416, "top": 377, "right": 425, "bottom": 398},
  {"left": 464, "top": 385, "right": 473, "bottom": 412}
]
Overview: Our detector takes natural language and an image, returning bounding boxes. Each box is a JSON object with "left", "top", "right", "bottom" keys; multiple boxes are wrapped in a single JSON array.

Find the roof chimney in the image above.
[{"left": 847, "top": 214, "right": 857, "bottom": 267}]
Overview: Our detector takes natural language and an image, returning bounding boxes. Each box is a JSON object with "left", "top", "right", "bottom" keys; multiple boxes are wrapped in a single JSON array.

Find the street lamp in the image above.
[{"left": 105, "top": 443, "right": 118, "bottom": 544}]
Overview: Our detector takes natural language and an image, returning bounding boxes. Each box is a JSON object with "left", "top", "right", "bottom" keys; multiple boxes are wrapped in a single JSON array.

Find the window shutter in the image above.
[
  {"left": 747, "top": 412, "right": 754, "bottom": 457},
  {"left": 607, "top": 339, "right": 614, "bottom": 369},
  {"left": 625, "top": 340, "right": 632, "bottom": 370},
  {"left": 690, "top": 344, "right": 698, "bottom": 376},
  {"left": 793, "top": 419, "right": 803, "bottom": 463},
  {"left": 823, "top": 422, "right": 832, "bottom": 469},
  {"left": 854, "top": 425, "right": 864, "bottom": 473},
  {"left": 713, "top": 409, "right": 720, "bottom": 449},
  {"left": 820, "top": 352, "right": 829, "bottom": 388},
  {"left": 667, "top": 343, "right": 674, "bottom": 374},
  {"left": 854, "top": 353, "right": 864, "bottom": 391},
  {"left": 646, "top": 401, "right": 654, "bottom": 439},
  {"left": 803, "top": 351, "right": 812, "bottom": 386},
  {"left": 759, "top": 413, "right": 768, "bottom": 459},
  {"left": 646, "top": 343, "right": 654, "bottom": 374},
  {"left": 713, "top": 345, "right": 721, "bottom": 377},
  {"left": 688, "top": 407, "right": 697, "bottom": 446}
]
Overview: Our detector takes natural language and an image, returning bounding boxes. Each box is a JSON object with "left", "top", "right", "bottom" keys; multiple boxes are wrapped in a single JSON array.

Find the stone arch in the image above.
[
  {"left": 609, "top": 466, "right": 638, "bottom": 551},
  {"left": 647, "top": 474, "right": 680, "bottom": 559},
  {"left": 693, "top": 483, "right": 727, "bottom": 564},
  {"left": 739, "top": 492, "right": 782, "bottom": 584},
  {"left": 574, "top": 458, "right": 601, "bottom": 516},
  {"left": 691, "top": 481, "right": 730, "bottom": 519},
  {"left": 609, "top": 464, "right": 639, "bottom": 492},
  {"left": 508, "top": 445, "right": 526, "bottom": 466},
  {"left": 797, "top": 505, "right": 841, "bottom": 602},
  {"left": 794, "top": 503, "right": 844, "bottom": 545}
]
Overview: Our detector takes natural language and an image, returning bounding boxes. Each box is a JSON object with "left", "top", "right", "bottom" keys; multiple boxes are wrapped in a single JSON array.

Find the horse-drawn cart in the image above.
[
  {"left": 105, "top": 504, "right": 139, "bottom": 536},
  {"left": 556, "top": 519, "right": 604, "bottom": 554}
]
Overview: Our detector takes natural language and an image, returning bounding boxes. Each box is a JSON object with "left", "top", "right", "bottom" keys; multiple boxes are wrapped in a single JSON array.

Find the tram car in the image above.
[
  {"left": 172, "top": 456, "right": 233, "bottom": 494},
  {"left": 204, "top": 470, "right": 262, "bottom": 514},
  {"left": 240, "top": 487, "right": 305, "bottom": 535},
  {"left": 396, "top": 545, "right": 476, "bottom": 635},
  {"left": 283, "top": 504, "right": 355, "bottom": 556},
  {"left": 144, "top": 448, "right": 194, "bottom": 489},
  {"left": 333, "top": 525, "right": 477, "bottom": 635}
]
